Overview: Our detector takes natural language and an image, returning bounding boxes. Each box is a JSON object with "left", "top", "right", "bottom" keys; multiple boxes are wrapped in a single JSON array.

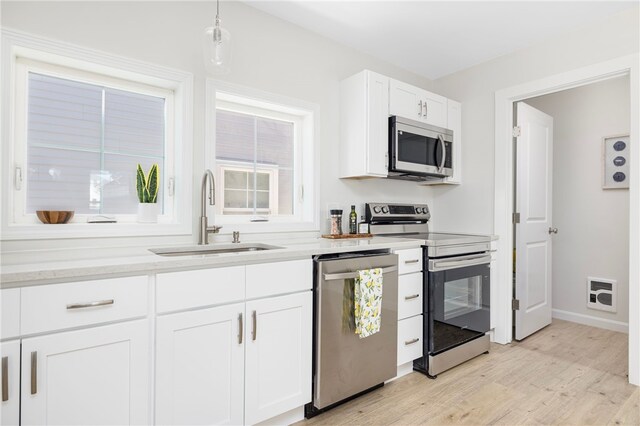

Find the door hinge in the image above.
[
  {"left": 512, "top": 126, "right": 521, "bottom": 138},
  {"left": 512, "top": 299, "right": 520, "bottom": 311},
  {"left": 512, "top": 212, "right": 520, "bottom": 224}
]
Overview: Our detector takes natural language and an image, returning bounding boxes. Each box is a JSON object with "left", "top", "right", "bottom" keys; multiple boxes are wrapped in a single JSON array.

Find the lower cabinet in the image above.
[
  {"left": 1, "top": 340, "right": 20, "bottom": 426},
  {"left": 155, "top": 303, "right": 245, "bottom": 425},
  {"left": 245, "top": 292, "right": 312, "bottom": 425},
  {"left": 20, "top": 320, "right": 150, "bottom": 425},
  {"left": 156, "top": 291, "right": 312, "bottom": 426}
]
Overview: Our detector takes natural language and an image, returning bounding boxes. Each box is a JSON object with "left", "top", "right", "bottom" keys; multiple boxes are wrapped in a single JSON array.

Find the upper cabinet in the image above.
[
  {"left": 389, "top": 79, "right": 447, "bottom": 128},
  {"left": 340, "top": 70, "right": 461, "bottom": 183},
  {"left": 340, "top": 70, "right": 390, "bottom": 178}
]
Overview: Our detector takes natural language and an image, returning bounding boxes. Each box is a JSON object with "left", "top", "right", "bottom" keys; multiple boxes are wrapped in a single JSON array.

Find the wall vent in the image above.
[{"left": 587, "top": 277, "right": 617, "bottom": 313}]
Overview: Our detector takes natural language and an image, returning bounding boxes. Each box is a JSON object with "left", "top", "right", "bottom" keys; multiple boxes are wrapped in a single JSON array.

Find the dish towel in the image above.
[{"left": 354, "top": 268, "right": 383, "bottom": 338}]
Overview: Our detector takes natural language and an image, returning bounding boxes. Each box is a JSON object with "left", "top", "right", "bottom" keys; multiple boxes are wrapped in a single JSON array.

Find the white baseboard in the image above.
[
  {"left": 256, "top": 406, "right": 304, "bottom": 426},
  {"left": 552, "top": 308, "right": 628, "bottom": 333}
]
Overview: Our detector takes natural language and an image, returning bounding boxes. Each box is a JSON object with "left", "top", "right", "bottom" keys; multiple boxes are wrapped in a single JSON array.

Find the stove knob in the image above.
[
  {"left": 373, "top": 206, "right": 382, "bottom": 214},
  {"left": 415, "top": 207, "right": 422, "bottom": 214},
  {"left": 381, "top": 206, "right": 389, "bottom": 214}
]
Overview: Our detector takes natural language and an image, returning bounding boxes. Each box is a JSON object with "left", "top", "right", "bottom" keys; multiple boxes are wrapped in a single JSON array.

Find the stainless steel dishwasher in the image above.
[{"left": 306, "top": 250, "right": 398, "bottom": 418}]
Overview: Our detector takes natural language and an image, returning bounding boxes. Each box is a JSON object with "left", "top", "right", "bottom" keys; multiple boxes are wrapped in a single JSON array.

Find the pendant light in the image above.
[{"left": 203, "top": 0, "right": 231, "bottom": 75}]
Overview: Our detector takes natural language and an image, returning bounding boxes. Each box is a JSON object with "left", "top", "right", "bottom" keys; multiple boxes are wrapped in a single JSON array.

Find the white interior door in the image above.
[{"left": 515, "top": 102, "right": 554, "bottom": 340}]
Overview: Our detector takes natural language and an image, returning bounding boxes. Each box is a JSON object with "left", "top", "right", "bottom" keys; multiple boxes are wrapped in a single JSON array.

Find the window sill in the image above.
[{"left": 1, "top": 222, "right": 191, "bottom": 241}]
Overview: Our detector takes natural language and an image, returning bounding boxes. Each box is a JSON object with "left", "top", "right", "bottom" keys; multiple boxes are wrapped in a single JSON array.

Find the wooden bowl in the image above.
[{"left": 36, "top": 210, "right": 75, "bottom": 224}]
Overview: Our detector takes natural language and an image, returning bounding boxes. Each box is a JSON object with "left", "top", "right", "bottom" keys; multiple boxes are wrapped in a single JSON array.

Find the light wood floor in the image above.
[{"left": 298, "top": 320, "right": 639, "bottom": 425}]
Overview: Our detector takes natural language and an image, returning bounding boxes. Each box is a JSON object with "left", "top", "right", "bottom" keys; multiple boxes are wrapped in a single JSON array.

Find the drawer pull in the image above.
[
  {"left": 30, "top": 351, "right": 37, "bottom": 395},
  {"left": 404, "top": 294, "right": 420, "bottom": 301},
  {"left": 238, "top": 313, "right": 243, "bottom": 344},
  {"left": 404, "top": 338, "right": 420, "bottom": 346},
  {"left": 404, "top": 259, "right": 420, "bottom": 264},
  {"left": 66, "top": 299, "right": 114, "bottom": 310},
  {"left": 2, "top": 356, "right": 8, "bottom": 401}
]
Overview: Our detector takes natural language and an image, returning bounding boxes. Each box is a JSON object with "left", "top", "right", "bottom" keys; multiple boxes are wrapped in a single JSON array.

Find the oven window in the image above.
[{"left": 443, "top": 276, "right": 482, "bottom": 320}]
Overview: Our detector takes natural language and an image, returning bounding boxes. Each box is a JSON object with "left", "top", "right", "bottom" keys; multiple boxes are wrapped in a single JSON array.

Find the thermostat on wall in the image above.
[{"left": 603, "top": 135, "right": 629, "bottom": 189}]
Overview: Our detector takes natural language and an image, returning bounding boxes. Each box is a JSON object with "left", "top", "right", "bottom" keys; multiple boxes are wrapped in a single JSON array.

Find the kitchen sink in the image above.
[{"left": 150, "top": 243, "right": 283, "bottom": 257}]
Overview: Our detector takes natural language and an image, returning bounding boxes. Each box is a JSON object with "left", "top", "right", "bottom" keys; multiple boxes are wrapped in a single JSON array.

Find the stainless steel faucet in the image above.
[{"left": 199, "top": 169, "right": 222, "bottom": 245}]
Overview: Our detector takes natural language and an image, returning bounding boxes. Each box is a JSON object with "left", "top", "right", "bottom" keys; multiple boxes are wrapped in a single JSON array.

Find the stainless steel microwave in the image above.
[{"left": 388, "top": 116, "right": 453, "bottom": 180}]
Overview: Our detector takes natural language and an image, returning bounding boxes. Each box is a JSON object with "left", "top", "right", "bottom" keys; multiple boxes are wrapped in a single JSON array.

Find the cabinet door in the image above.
[
  {"left": 366, "top": 71, "right": 390, "bottom": 176},
  {"left": 423, "top": 91, "right": 448, "bottom": 128},
  {"left": 389, "top": 79, "right": 425, "bottom": 121},
  {"left": 21, "top": 320, "right": 149, "bottom": 425},
  {"left": 244, "top": 292, "right": 312, "bottom": 425},
  {"left": 1, "top": 340, "right": 20, "bottom": 426},
  {"left": 156, "top": 303, "right": 244, "bottom": 425}
]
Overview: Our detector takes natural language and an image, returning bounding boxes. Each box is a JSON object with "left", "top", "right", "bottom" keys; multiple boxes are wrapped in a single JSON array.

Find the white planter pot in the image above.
[{"left": 137, "top": 203, "right": 159, "bottom": 223}]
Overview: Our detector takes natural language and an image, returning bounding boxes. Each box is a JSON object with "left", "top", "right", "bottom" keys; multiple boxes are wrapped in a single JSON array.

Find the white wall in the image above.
[
  {"left": 525, "top": 76, "right": 630, "bottom": 325},
  {"left": 430, "top": 7, "right": 639, "bottom": 234},
  {"left": 0, "top": 1, "right": 436, "bottom": 254}
]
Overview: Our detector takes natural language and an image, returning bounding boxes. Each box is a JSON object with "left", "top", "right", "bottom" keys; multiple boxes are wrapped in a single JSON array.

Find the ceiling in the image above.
[{"left": 244, "top": 1, "right": 638, "bottom": 80}]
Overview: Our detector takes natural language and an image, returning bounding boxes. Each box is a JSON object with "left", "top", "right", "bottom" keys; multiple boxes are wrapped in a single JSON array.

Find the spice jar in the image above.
[{"left": 329, "top": 209, "right": 343, "bottom": 235}]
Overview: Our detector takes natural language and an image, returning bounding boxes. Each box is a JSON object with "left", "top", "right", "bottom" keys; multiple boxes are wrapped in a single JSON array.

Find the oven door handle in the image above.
[
  {"left": 323, "top": 266, "right": 398, "bottom": 281},
  {"left": 429, "top": 254, "right": 491, "bottom": 272}
]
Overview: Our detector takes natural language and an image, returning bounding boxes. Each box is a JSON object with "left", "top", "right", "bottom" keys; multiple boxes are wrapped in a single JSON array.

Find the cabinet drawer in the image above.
[
  {"left": 156, "top": 266, "right": 245, "bottom": 313},
  {"left": 398, "top": 273, "right": 423, "bottom": 320},
  {"left": 246, "top": 259, "right": 312, "bottom": 299},
  {"left": 21, "top": 276, "right": 148, "bottom": 335},
  {"left": 397, "top": 315, "right": 423, "bottom": 365},
  {"left": 396, "top": 248, "right": 422, "bottom": 275},
  {"left": 1, "top": 289, "right": 20, "bottom": 339}
]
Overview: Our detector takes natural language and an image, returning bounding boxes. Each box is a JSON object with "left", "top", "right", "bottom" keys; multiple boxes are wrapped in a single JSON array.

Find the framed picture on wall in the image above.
[{"left": 603, "top": 134, "right": 630, "bottom": 190}]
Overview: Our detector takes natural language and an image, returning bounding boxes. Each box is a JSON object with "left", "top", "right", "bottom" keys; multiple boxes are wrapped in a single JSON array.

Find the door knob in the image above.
[{"left": 548, "top": 227, "right": 558, "bottom": 234}]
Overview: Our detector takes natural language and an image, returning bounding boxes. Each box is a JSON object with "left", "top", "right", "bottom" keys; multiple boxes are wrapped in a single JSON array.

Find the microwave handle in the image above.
[{"left": 437, "top": 134, "right": 446, "bottom": 172}]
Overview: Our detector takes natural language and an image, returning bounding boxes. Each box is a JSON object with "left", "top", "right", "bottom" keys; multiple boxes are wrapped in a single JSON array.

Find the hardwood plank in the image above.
[{"left": 297, "top": 320, "right": 636, "bottom": 426}]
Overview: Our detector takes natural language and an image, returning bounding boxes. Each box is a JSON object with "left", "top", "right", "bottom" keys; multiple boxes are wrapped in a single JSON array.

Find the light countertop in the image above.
[{"left": 0, "top": 236, "right": 424, "bottom": 289}]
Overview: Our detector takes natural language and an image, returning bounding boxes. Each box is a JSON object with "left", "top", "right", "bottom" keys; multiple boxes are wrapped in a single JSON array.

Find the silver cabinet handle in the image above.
[
  {"left": 548, "top": 227, "right": 558, "bottom": 234},
  {"left": 423, "top": 101, "right": 427, "bottom": 117},
  {"left": 404, "top": 294, "right": 420, "bottom": 301},
  {"left": 404, "top": 259, "right": 420, "bottom": 264},
  {"left": 30, "top": 351, "right": 37, "bottom": 395},
  {"left": 2, "top": 356, "right": 7, "bottom": 402},
  {"left": 323, "top": 265, "right": 398, "bottom": 281},
  {"left": 418, "top": 100, "right": 423, "bottom": 117},
  {"left": 252, "top": 311, "right": 257, "bottom": 341},
  {"left": 404, "top": 338, "right": 420, "bottom": 346},
  {"left": 238, "top": 313, "right": 243, "bottom": 344},
  {"left": 66, "top": 299, "right": 114, "bottom": 310}
]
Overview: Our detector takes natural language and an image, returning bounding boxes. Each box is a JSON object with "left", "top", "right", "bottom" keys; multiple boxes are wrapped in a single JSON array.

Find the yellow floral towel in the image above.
[{"left": 354, "top": 268, "right": 383, "bottom": 338}]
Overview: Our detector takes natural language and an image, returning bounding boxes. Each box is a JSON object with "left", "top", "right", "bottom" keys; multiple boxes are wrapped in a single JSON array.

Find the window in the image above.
[
  {"left": 208, "top": 82, "right": 318, "bottom": 230},
  {"left": 25, "top": 72, "right": 167, "bottom": 215},
  {"left": 2, "top": 29, "right": 193, "bottom": 239}
]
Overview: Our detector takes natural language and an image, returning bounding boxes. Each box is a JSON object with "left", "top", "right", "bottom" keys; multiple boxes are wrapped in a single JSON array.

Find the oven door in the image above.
[
  {"left": 428, "top": 254, "right": 490, "bottom": 355},
  {"left": 390, "top": 117, "right": 453, "bottom": 177}
]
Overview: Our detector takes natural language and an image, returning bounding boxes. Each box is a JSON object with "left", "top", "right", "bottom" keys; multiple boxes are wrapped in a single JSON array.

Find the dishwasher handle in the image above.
[{"left": 323, "top": 265, "right": 398, "bottom": 281}]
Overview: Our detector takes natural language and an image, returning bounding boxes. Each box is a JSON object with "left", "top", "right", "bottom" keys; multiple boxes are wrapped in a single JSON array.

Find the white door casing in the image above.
[{"left": 515, "top": 102, "right": 554, "bottom": 341}]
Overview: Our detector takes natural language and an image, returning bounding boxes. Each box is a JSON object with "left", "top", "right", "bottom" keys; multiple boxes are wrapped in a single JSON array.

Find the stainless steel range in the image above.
[{"left": 365, "top": 202, "right": 492, "bottom": 378}]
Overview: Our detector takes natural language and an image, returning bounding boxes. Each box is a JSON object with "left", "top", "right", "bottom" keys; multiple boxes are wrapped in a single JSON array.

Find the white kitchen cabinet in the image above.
[
  {"left": 1, "top": 340, "right": 20, "bottom": 426},
  {"left": 1, "top": 289, "right": 20, "bottom": 340},
  {"left": 244, "top": 292, "right": 312, "bottom": 425},
  {"left": 389, "top": 78, "right": 447, "bottom": 128},
  {"left": 156, "top": 303, "right": 244, "bottom": 425},
  {"left": 340, "top": 69, "right": 390, "bottom": 178},
  {"left": 21, "top": 320, "right": 149, "bottom": 425},
  {"left": 422, "top": 99, "right": 462, "bottom": 185}
]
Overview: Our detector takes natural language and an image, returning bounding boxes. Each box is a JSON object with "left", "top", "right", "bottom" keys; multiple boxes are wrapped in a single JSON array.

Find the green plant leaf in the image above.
[
  {"left": 146, "top": 164, "right": 159, "bottom": 203},
  {"left": 136, "top": 164, "right": 146, "bottom": 203}
]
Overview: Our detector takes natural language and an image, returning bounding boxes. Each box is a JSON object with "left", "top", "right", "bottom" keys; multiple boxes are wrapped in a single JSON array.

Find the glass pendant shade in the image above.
[{"left": 203, "top": 20, "right": 231, "bottom": 75}]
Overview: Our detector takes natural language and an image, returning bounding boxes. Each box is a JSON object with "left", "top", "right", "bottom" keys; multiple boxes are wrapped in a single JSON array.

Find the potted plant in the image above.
[{"left": 136, "top": 163, "right": 159, "bottom": 223}]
